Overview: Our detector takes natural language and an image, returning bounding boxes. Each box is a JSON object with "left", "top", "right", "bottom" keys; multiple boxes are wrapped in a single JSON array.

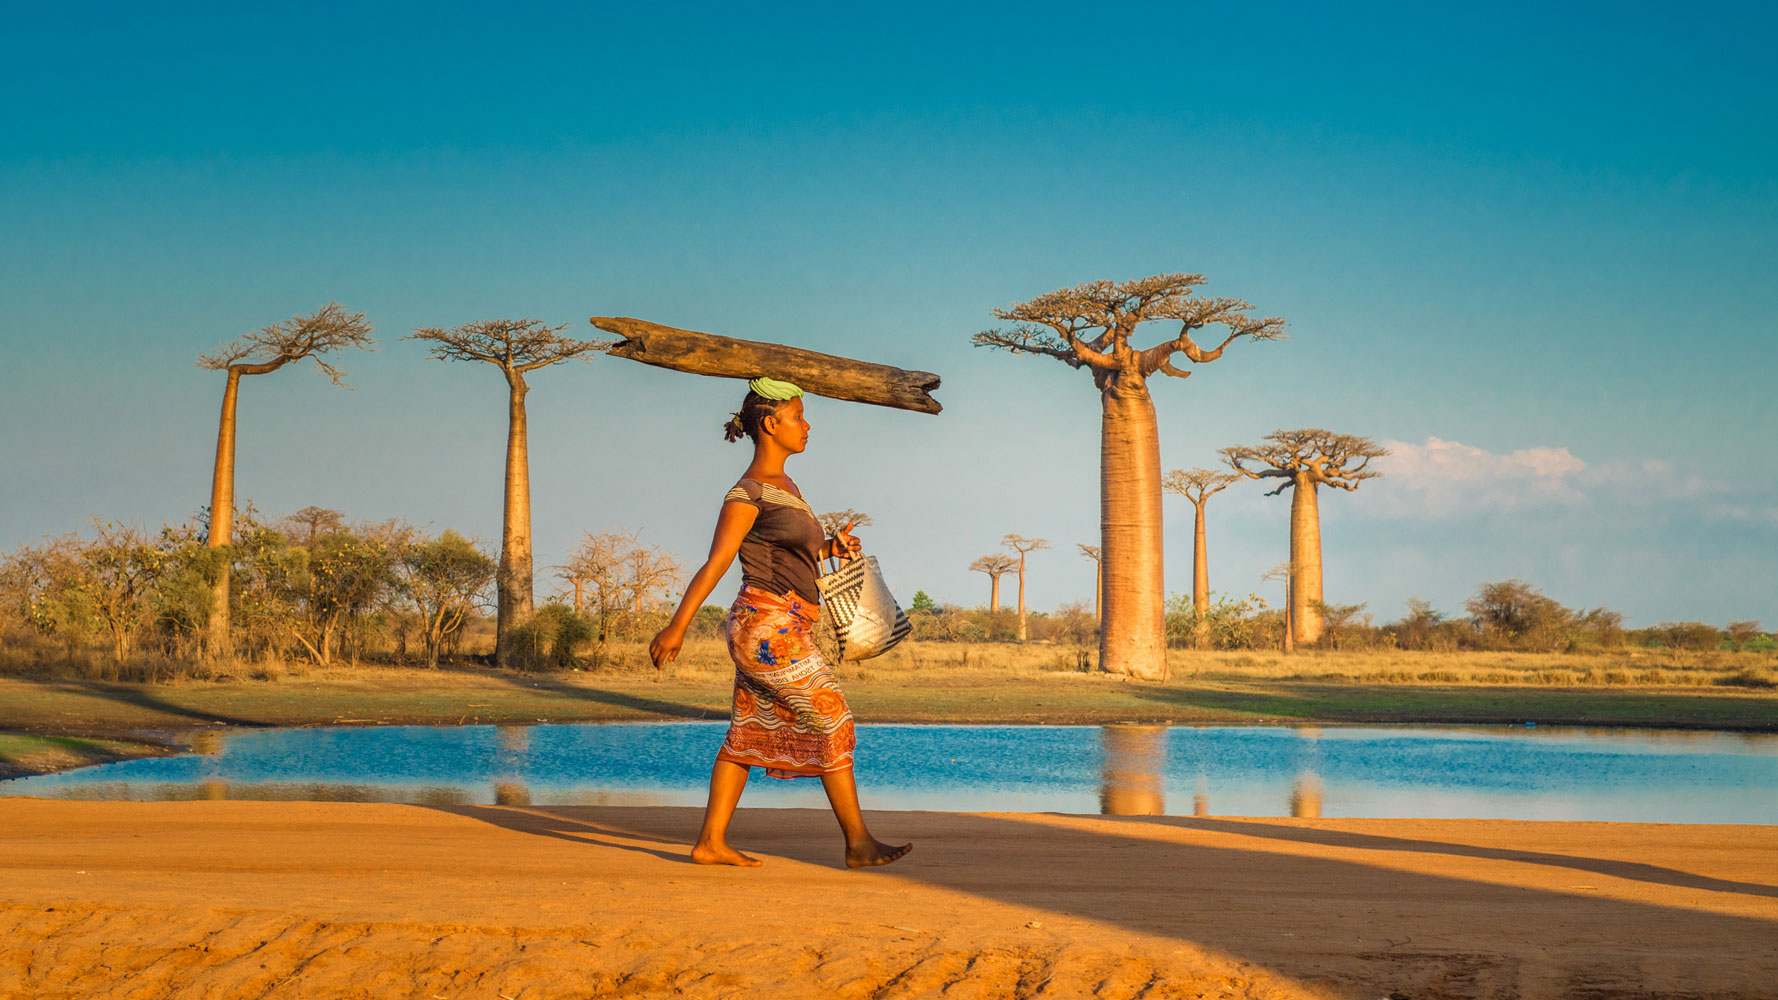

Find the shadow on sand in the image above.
[
  {"left": 437, "top": 802, "right": 1778, "bottom": 997},
  {"left": 424, "top": 803, "right": 689, "bottom": 864}
]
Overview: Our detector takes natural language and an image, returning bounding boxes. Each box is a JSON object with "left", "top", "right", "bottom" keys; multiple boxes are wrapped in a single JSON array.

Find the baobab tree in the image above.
[
  {"left": 817, "top": 509, "right": 873, "bottom": 572},
  {"left": 283, "top": 506, "right": 345, "bottom": 549},
  {"left": 1162, "top": 467, "right": 1239, "bottom": 647},
  {"left": 1077, "top": 544, "right": 1102, "bottom": 621},
  {"left": 196, "top": 303, "right": 375, "bottom": 655},
  {"left": 1222, "top": 429, "right": 1386, "bottom": 646},
  {"left": 408, "top": 319, "right": 609, "bottom": 668},
  {"left": 968, "top": 554, "right": 1017, "bottom": 611},
  {"left": 1002, "top": 534, "right": 1049, "bottom": 641},
  {"left": 975, "top": 275, "right": 1283, "bottom": 679}
]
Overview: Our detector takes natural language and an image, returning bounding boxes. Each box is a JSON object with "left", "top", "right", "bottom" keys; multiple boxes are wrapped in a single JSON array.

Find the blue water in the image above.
[{"left": 5, "top": 723, "right": 1776, "bottom": 823}]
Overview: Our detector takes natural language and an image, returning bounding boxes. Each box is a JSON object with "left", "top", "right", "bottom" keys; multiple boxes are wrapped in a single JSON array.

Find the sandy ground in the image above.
[{"left": 1, "top": 801, "right": 1774, "bottom": 1000}]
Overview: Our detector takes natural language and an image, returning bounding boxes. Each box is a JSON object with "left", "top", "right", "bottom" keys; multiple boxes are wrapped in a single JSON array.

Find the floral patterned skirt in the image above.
[{"left": 715, "top": 586, "right": 856, "bottom": 779}]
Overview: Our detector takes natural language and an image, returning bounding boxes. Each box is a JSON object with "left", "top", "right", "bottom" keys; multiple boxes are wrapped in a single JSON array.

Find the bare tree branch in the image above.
[
  {"left": 974, "top": 274, "right": 1286, "bottom": 383},
  {"left": 970, "top": 326, "right": 1097, "bottom": 369},
  {"left": 969, "top": 553, "right": 1018, "bottom": 576},
  {"left": 1002, "top": 534, "right": 1050, "bottom": 556},
  {"left": 407, "top": 319, "right": 609, "bottom": 378},
  {"left": 817, "top": 510, "right": 873, "bottom": 535},
  {"left": 196, "top": 302, "right": 376, "bottom": 385},
  {"left": 1163, "top": 467, "right": 1240, "bottom": 504},
  {"left": 1221, "top": 429, "right": 1388, "bottom": 492}
]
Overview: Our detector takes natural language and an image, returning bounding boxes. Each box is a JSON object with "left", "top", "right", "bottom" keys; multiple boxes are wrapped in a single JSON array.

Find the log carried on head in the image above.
[{"left": 589, "top": 316, "right": 942, "bottom": 414}]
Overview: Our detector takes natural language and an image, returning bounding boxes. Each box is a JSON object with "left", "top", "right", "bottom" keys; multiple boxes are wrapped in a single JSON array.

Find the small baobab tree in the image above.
[
  {"left": 1077, "top": 544, "right": 1102, "bottom": 621},
  {"left": 1162, "top": 467, "right": 1240, "bottom": 647},
  {"left": 975, "top": 274, "right": 1283, "bottom": 679},
  {"left": 197, "top": 303, "right": 375, "bottom": 655},
  {"left": 817, "top": 509, "right": 873, "bottom": 572},
  {"left": 1002, "top": 534, "right": 1049, "bottom": 641},
  {"left": 1222, "top": 429, "right": 1386, "bottom": 646},
  {"left": 407, "top": 319, "right": 609, "bottom": 669},
  {"left": 968, "top": 554, "right": 1017, "bottom": 612},
  {"left": 282, "top": 505, "right": 346, "bottom": 550}
]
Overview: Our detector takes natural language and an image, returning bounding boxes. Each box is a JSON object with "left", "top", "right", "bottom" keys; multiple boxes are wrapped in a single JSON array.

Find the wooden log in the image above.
[{"left": 590, "top": 316, "right": 942, "bottom": 415}]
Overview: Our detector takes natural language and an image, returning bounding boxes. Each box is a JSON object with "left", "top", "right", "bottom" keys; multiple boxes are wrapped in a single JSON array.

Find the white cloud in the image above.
[
  {"left": 1708, "top": 503, "right": 1778, "bottom": 528},
  {"left": 1372, "top": 437, "right": 1588, "bottom": 516},
  {"left": 1579, "top": 458, "right": 1721, "bottom": 500}
]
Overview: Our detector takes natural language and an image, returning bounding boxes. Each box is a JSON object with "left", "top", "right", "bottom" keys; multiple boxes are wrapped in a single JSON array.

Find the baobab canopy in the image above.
[{"left": 590, "top": 316, "right": 942, "bottom": 414}]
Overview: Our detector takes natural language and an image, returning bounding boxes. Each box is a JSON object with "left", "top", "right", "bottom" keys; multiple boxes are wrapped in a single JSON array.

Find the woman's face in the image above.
[{"left": 763, "top": 397, "right": 810, "bottom": 454}]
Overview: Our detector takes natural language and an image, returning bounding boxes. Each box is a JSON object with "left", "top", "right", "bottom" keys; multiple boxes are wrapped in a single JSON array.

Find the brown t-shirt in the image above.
[{"left": 724, "top": 478, "right": 825, "bottom": 603}]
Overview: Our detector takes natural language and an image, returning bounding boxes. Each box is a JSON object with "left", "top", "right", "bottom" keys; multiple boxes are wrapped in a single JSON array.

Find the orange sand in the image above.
[{"left": 1, "top": 800, "right": 1773, "bottom": 999}]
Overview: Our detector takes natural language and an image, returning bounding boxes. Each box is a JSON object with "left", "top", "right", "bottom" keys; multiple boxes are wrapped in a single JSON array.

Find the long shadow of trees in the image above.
[
  {"left": 481, "top": 670, "right": 719, "bottom": 721},
  {"left": 438, "top": 803, "right": 1778, "bottom": 997},
  {"left": 12, "top": 678, "right": 269, "bottom": 729}
]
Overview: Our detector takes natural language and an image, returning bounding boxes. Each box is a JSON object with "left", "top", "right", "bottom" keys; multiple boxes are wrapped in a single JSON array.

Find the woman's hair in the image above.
[{"left": 723, "top": 390, "right": 787, "bottom": 443}]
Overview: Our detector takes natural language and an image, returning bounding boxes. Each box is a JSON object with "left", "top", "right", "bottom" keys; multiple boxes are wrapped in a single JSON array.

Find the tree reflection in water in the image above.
[
  {"left": 1289, "top": 775, "right": 1323, "bottom": 818},
  {"left": 494, "top": 725, "right": 532, "bottom": 804},
  {"left": 1099, "top": 725, "right": 1167, "bottom": 816}
]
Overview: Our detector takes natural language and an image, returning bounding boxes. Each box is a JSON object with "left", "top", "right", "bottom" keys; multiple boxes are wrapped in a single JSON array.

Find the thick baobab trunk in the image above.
[
  {"left": 1015, "top": 558, "right": 1028, "bottom": 641},
  {"left": 1094, "top": 561, "right": 1103, "bottom": 622},
  {"left": 989, "top": 575, "right": 1001, "bottom": 612},
  {"left": 1191, "top": 500, "right": 1210, "bottom": 648},
  {"left": 1289, "top": 473, "right": 1324, "bottom": 645},
  {"left": 496, "top": 377, "right": 535, "bottom": 668},
  {"left": 204, "top": 370, "right": 241, "bottom": 656},
  {"left": 1098, "top": 376, "right": 1167, "bottom": 680}
]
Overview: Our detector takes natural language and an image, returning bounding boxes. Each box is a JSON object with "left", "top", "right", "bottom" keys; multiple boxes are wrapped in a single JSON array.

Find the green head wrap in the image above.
[{"left": 748, "top": 376, "right": 804, "bottom": 401}]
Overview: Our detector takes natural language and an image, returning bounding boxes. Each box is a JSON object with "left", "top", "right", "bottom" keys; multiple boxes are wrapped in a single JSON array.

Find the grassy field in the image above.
[{"left": 2, "top": 640, "right": 1774, "bottom": 778}]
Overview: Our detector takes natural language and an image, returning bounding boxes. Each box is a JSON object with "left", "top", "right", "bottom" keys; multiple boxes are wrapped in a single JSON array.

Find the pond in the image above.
[{"left": 5, "top": 723, "right": 1777, "bottom": 823}]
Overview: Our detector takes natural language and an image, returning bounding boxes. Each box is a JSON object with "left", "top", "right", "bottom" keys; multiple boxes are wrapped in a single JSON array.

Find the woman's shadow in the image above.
[{"left": 424, "top": 803, "right": 694, "bottom": 864}]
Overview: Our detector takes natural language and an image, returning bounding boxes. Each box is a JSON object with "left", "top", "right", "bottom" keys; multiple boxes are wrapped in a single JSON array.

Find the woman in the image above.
[{"left": 649, "top": 377, "right": 912, "bottom": 869}]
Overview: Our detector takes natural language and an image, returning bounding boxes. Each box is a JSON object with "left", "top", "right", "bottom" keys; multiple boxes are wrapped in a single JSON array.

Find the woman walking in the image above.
[{"left": 649, "top": 378, "right": 912, "bottom": 869}]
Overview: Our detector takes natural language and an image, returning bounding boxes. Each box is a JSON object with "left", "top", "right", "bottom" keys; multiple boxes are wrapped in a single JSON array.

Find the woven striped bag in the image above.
[{"left": 815, "top": 555, "right": 912, "bottom": 661}]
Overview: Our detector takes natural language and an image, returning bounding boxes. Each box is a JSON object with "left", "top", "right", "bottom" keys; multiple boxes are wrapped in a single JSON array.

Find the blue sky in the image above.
[{"left": 2, "top": 1, "right": 1774, "bottom": 626}]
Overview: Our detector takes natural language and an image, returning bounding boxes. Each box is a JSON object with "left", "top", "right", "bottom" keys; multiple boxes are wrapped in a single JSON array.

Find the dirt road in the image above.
[{"left": 2, "top": 800, "right": 1773, "bottom": 998}]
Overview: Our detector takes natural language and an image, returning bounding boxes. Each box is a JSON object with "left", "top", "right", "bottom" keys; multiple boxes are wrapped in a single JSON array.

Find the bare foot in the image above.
[
  {"left": 691, "top": 842, "right": 763, "bottom": 867},
  {"left": 845, "top": 839, "right": 912, "bottom": 869}
]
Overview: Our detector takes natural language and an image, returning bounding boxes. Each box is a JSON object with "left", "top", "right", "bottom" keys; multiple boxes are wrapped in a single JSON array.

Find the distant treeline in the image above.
[
  {"left": 0, "top": 508, "right": 701, "bottom": 679},
  {"left": 2, "top": 512, "right": 1769, "bottom": 681},
  {"left": 905, "top": 584, "right": 1773, "bottom": 654}
]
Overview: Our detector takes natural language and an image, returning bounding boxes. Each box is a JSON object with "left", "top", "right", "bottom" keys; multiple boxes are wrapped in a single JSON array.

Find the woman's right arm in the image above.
[{"left": 649, "top": 501, "right": 758, "bottom": 668}]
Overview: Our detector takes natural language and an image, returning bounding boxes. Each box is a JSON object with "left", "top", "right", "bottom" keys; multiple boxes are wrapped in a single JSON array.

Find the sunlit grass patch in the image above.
[{"left": 0, "top": 732, "right": 167, "bottom": 779}]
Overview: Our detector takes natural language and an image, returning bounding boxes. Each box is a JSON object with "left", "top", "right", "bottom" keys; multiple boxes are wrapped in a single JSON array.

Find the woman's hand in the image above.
[
  {"left": 649, "top": 625, "right": 685, "bottom": 670},
  {"left": 831, "top": 520, "right": 863, "bottom": 562}
]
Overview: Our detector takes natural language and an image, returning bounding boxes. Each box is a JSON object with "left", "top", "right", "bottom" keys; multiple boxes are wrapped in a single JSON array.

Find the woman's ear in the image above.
[{"left": 760, "top": 411, "right": 778, "bottom": 436}]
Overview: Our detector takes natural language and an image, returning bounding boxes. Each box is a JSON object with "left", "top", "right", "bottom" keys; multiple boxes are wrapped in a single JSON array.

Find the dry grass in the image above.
[
  {"left": 592, "top": 639, "right": 1778, "bottom": 690},
  {"left": 0, "top": 644, "right": 315, "bottom": 684},
  {"left": 4, "top": 635, "right": 1773, "bottom": 691},
  {"left": 1165, "top": 647, "right": 1778, "bottom": 689}
]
